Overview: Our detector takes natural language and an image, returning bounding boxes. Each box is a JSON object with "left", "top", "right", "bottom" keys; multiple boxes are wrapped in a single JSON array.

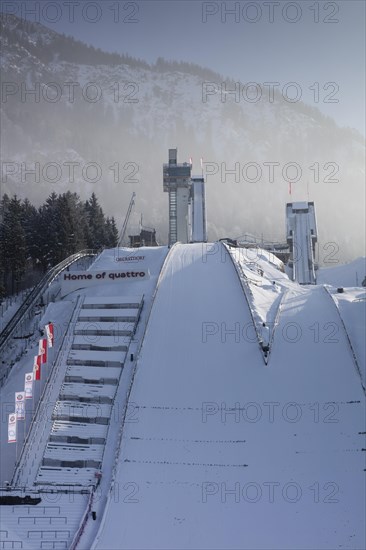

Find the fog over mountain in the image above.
[{"left": 1, "top": 14, "right": 364, "bottom": 262}]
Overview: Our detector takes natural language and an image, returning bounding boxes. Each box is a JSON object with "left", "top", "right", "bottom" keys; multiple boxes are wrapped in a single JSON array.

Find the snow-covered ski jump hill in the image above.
[{"left": 0, "top": 244, "right": 365, "bottom": 550}]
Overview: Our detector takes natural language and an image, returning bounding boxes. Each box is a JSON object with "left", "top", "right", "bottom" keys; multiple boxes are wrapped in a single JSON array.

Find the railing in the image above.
[
  {"left": 0, "top": 541, "right": 23, "bottom": 549},
  {"left": 69, "top": 491, "right": 93, "bottom": 550},
  {"left": 110, "top": 246, "right": 172, "bottom": 479},
  {"left": 90, "top": 244, "right": 173, "bottom": 550},
  {"left": 12, "top": 296, "right": 83, "bottom": 487},
  {"left": 0, "top": 250, "right": 98, "bottom": 385}
]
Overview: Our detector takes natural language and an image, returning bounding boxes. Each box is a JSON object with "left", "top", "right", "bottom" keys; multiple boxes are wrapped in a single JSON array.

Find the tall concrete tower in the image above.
[
  {"left": 163, "top": 148, "right": 192, "bottom": 245},
  {"left": 286, "top": 201, "right": 318, "bottom": 284},
  {"left": 191, "top": 176, "right": 207, "bottom": 243}
]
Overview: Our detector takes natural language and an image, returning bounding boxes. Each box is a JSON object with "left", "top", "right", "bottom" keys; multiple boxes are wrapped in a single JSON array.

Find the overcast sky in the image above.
[{"left": 2, "top": 0, "right": 365, "bottom": 135}]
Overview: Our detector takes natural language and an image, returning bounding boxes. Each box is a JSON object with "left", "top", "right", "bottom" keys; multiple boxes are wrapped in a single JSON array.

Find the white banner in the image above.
[
  {"left": 8, "top": 412, "right": 17, "bottom": 443},
  {"left": 24, "top": 372, "right": 33, "bottom": 399},
  {"left": 61, "top": 269, "right": 150, "bottom": 296},
  {"left": 15, "top": 392, "right": 25, "bottom": 420},
  {"left": 115, "top": 254, "right": 145, "bottom": 262}
]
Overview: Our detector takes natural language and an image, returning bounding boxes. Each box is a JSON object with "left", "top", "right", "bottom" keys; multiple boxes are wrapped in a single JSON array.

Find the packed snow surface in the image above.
[
  {"left": 93, "top": 244, "right": 365, "bottom": 550},
  {"left": 1, "top": 245, "right": 365, "bottom": 550}
]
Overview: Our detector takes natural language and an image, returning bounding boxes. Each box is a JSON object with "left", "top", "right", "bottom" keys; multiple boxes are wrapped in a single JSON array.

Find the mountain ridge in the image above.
[{"left": 0, "top": 13, "right": 364, "bottom": 261}]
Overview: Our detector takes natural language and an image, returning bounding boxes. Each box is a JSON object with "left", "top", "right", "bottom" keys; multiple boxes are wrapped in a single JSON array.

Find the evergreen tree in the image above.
[
  {"left": 37, "top": 192, "right": 64, "bottom": 268},
  {"left": 0, "top": 191, "right": 117, "bottom": 294},
  {"left": 21, "top": 198, "right": 39, "bottom": 264},
  {"left": 0, "top": 194, "right": 11, "bottom": 297},
  {"left": 105, "top": 217, "right": 119, "bottom": 248},
  {"left": 0, "top": 195, "right": 27, "bottom": 293},
  {"left": 58, "top": 191, "right": 88, "bottom": 256},
  {"left": 85, "top": 193, "right": 106, "bottom": 249}
]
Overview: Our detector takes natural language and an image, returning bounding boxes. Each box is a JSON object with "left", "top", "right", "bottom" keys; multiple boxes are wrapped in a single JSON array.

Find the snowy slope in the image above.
[
  {"left": 0, "top": 246, "right": 169, "bottom": 550},
  {"left": 91, "top": 244, "right": 365, "bottom": 550},
  {"left": 318, "top": 257, "right": 366, "bottom": 287},
  {"left": 327, "top": 287, "right": 366, "bottom": 388},
  {"left": 1, "top": 244, "right": 365, "bottom": 550}
]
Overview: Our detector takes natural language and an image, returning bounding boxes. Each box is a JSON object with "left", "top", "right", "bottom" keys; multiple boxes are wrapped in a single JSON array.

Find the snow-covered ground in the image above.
[
  {"left": 0, "top": 246, "right": 365, "bottom": 550},
  {"left": 0, "top": 300, "right": 77, "bottom": 484},
  {"left": 318, "top": 257, "right": 366, "bottom": 287},
  {"left": 91, "top": 245, "right": 365, "bottom": 550}
]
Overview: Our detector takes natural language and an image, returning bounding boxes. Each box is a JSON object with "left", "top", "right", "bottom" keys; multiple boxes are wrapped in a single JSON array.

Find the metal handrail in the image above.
[
  {"left": 0, "top": 250, "right": 98, "bottom": 379},
  {"left": 12, "top": 296, "right": 83, "bottom": 486},
  {"left": 90, "top": 244, "right": 173, "bottom": 550},
  {"left": 110, "top": 244, "right": 173, "bottom": 479},
  {"left": 69, "top": 491, "right": 94, "bottom": 550}
]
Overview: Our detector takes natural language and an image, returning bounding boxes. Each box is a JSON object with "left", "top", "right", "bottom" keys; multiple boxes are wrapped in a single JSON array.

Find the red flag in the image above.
[
  {"left": 33, "top": 355, "right": 41, "bottom": 381},
  {"left": 38, "top": 338, "right": 47, "bottom": 364},
  {"left": 45, "top": 323, "right": 54, "bottom": 348}
]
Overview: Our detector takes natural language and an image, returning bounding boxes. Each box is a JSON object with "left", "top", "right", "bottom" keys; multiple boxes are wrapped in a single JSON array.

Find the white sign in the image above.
[
  {"left": 8, "top": 413, "right": 17, "bottom": 443},
  {"left": 115, "top": 255, "right": 145, "bottom": 262},
  {"left": 15, "top": 392, "right": 25, "bottom": 420},
  {"left": 24, "top": 372, "right": 33, "bottom": 399},
  {"left": 61, "top": 269, "right": 150, "bottom": 296}
]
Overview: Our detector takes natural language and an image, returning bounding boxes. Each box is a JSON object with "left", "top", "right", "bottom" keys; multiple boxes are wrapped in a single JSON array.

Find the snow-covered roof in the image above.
[
  {"left": 71, "top": 335, "right": 130, "bottom": 350},
  {"left": 50, "top": 421, "right": 108, "bottom": 440},
  {"left": 67, "top": 349, "right": 126, "bottom": 366},
  {"left": 82, "top": 295, "right": 143, "bottom": 308},
  {"left": 78, "top": 309, "right": 139, "bottom": 322},
  {"left": 0, "top": 492, "right": 88, "bottom": 550},
  {"left": 53, "top": 401, "right": 112, "bottom": 421},
  {"left": 74, "top": 321, "right": 136, "bottom": 336},
  {"left": 43, "top": 442, "right": 104, "bottom": 463},
  {"left": 290, "top": 200, "right": 309, "bottom": 211},
  {"left": 65, "top": 365, "right": 121, "bottom": 383},
  {"left": 60, "top": 382, "right": 117, "bottom": 402},
  {"left": 36, "top": 466, "right": 98, "bottom": 485}
]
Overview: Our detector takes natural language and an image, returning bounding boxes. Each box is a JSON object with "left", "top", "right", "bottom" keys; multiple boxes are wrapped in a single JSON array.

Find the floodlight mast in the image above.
[{"left": 118, "top": 192, "right": 136, "bottom": 247}]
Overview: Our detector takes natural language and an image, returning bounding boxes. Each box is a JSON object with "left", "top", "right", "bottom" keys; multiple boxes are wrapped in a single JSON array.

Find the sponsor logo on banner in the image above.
[
  {"left": 115, "top": 255, "right": 145, "bottom": 262},
  {"left": 38, "top": 338, "right": 47, "bottom": 364},
  {"left": 15, "top": 392, "right": 25, "bottom": 420},
  {"left": 33, "top": 355, "right": 41, "bottom": 381},
  {"left": 61, "top": 269, "right": 150, "bottom": 296},
  {"left": 8, "top": 413, "right": 17, "bottom": 443},
  {"left": 45, "top": 323, "right": 54, "bottom": 348},
  {"left": 24, "top": 372, "right": 33, "bottom": 399}
]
